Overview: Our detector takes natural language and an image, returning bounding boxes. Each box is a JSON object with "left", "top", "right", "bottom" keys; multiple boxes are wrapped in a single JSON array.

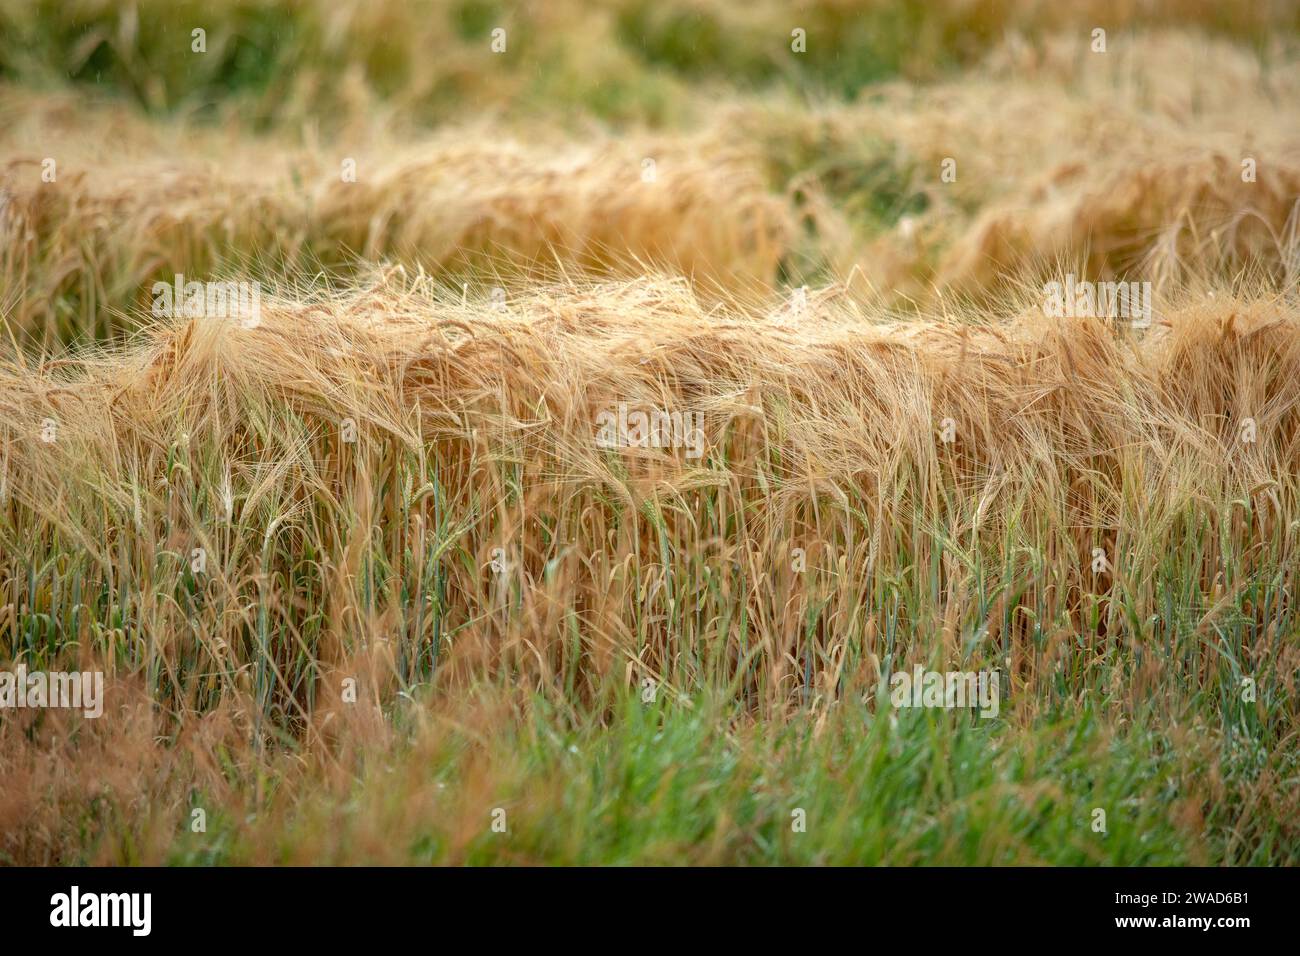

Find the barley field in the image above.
[{"left": 1, "top": 0, "right": 1298, "bottom": 867}]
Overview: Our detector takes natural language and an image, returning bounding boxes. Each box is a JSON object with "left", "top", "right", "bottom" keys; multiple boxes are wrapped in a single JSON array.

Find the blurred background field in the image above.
[{"left": 4, "top": 0, "right": 1298, "bottom": 343}]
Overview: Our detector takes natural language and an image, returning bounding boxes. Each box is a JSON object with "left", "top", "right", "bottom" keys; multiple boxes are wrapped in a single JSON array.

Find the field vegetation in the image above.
[{"left": 1, "top": 0, "right": 1297, "bottom": 864}]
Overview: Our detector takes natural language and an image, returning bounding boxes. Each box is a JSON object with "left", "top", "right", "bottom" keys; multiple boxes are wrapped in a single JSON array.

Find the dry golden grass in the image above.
[
  {"left": 705, "top": 31, "right": 1300, "bottom": 300},
  {"left": 5, "top": 27, "right": 1298, "bottom": 339},
  {"left": 3, "top": 275, "right": 1297, "bottom": 702},
  {"left": 3, "top": 276, "right": 1299, "bottom": 863},
  {"left": 2, "top": 1, "right": 1299, "bottom": 866},
  {"left": 0, "top": 87, "right": 796, "bottom": 345},
  {"left": 312, "top": 132, "right": 792, "bottom": 290}
]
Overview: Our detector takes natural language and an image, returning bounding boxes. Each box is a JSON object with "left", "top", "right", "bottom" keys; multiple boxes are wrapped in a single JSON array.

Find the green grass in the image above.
[{"left": 155, "top": 689, "right": 1229, "bottom": 866}]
